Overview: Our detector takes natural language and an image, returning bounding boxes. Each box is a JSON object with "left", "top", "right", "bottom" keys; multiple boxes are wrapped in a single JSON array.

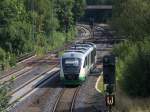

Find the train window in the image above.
[
  {"left": 63, "top": 58, "right": 80, "bottom": 66},
  {"left": 65, "top": 60, "right": 79, "bottom": 66}
]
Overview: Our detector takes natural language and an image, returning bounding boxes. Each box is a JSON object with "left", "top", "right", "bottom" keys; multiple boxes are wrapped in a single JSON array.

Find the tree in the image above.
[
  {"left": 0, "top": 0, "right": 33, "bottom": 55},
  {"left": 112, "top": 0, "right": 150, "bottom": 41},
  {"left": 72, "top": 0, "right": 86, "bottom": 22},
  {"left": 112, "top": 0, "right": 150, "bottom": 97},
  {"left": 0, "top": 0, "right": 86, "bottom": 68},
  {"left": 55, "top": 0, "right": 74, "bottom": 32}
]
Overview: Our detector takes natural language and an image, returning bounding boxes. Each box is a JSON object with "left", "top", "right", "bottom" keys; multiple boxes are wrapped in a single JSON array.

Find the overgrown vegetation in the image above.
[
  {"left": 114, "top": 40, "right": 150, "bottom": 97},
  {"left": 112, "top": 0, "right": 150, "bottom": 97},
  {"left": 112, "top": 0, "right": 150, "bottom": 110},
  {"left": 0, "top": 0, "right": 86, "bottom": 110},
  {"left": 112, "top": 1, "right": 150, "bottom": 111},
  {"left": 0, "top": 0, "right": 86, "bottom": 70},
  {"left": 114, "top": 84, "right": 150, "bottom": 112},
  {"left": 0, "top": 83, "right": 10, "bottom": 112},
  {"left": 112, "top": 0, "right": 150, "bottom": 41}
]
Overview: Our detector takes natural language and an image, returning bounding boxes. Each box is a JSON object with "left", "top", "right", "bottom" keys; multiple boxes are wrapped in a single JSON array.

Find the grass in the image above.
[
  {"left": 58, "top": 51, "right": 65, "bottom": 57},
  {"left": 96, "top": 76, "right": 150, "bottom": 112},
  {"left": 113, "top": 84, "right": 150, "bottom": 112},
  {"left": 97, "top": 75, "right": 104, "bottom": 94}
]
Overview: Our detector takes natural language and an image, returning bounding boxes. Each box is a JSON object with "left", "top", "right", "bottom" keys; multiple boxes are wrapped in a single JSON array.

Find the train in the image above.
[{"left": 60, "top": 42, "right": 97, "bottom": 85}]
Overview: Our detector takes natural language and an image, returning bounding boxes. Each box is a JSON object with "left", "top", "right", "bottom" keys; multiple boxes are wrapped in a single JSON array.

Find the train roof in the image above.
[
  {"left": 74, "top": 44, "right": 91, "bottom": 48},
  {"left": 62, "top": 42, "right": 96, "bottom": 59},
  {"left": 75, "top": 42, "right": 96, "bottom": 48},
  {"left": 70, "top": 47, "right": 88, "bottom": 51},
  {"left": 65, "top": 50, "right": 85, "bottom": 54},
  {"left": 62, "top": 52, "right": 84, "bottom": 59}
]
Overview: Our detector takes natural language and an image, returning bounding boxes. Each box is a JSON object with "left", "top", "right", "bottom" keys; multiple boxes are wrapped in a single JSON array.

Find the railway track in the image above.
[
  {"left": 0, "top": 53, "right": 36, "bottom": 79},
  {"left": 0, "top": 67, "right": 31, "bottom": 80},
  {"left": 8, "top": 64, "right": 60, "bottom": 105},
  {"left": 77, "top": 24, "right": 91, "bottom": 37},
  {"left": 0, "top": 38, "right": 67, "bottom": 82},
  {"left": 0, "top": 57, "right": 59, "bottom": 83},
  {"left": 17, "top": 53, "right": 35, "bottom": 64},
  {"left": 52, "top": 86, "right": 81, "bottom": 112},
  {"left": 7, "top": 24, "right": 91, "bottom": 112}
]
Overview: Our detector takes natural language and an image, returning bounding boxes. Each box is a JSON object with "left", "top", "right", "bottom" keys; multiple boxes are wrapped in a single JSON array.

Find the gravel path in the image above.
[{"left": 74, "top": 72, "right": 106, "bottom": 112}]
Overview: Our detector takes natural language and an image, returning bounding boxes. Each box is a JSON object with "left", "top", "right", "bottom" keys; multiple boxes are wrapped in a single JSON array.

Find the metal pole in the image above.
[{"left": 108, "top": 104, "right": 112, "bottom": 112}]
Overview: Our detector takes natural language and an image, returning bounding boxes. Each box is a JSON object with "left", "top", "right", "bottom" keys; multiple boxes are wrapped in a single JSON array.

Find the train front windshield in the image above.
[{"left": 62, "top": 58, "right": 81, "bottom": 74}]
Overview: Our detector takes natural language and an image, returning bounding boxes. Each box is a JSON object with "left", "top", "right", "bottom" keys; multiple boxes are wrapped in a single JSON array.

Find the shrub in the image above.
[
  {"left": 114, "top": 39, "right": 150, "bottom": 97},
  {"left": 0, "top": 83, "right": 10, "bottom": 112},
  {"left": 0, "top": 48, "right": 6, "bottom": 71},
  {"left": 8, "top": 53, "right": 16, "bottom": 67}
]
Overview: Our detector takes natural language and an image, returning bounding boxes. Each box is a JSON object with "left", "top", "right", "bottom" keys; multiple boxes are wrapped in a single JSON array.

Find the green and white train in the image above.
[{"left": 60, "top": 42, "right": 97, "bottom": 85}]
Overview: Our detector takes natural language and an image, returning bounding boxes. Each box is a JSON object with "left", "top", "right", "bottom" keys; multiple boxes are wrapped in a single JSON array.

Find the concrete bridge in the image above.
[
  {"left": 79, "top": 5, "right": 112, "bottom": 23},
  {"left": 86, "top": 5, "right": 112, "bottom": 10}
]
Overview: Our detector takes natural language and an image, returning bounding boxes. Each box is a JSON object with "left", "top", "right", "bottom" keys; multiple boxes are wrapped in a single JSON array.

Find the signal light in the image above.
[{"left": 103, "top": 55, "right": 116, "bottom": 85}]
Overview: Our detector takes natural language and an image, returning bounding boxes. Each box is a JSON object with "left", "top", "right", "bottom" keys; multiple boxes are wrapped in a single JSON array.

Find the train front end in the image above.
[{"left": 60, "top": 55, "right": 85, "bottom": 85}]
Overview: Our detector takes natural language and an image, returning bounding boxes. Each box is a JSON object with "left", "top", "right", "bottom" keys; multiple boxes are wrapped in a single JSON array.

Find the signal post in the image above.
[
  {"left": 89, "top": 18, "right": 94, "bottom": 38},
  {"left": 103, "top": 55, "right": 116, "bottom": 112}
]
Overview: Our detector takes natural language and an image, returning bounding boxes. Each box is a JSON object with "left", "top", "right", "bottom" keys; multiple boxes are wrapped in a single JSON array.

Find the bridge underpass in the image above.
[{"left": 79, "top": 5, "right": 112, "bottom": 23}]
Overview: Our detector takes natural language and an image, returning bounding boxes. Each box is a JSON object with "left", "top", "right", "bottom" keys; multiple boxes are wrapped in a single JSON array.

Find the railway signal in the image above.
[
  {"left": 103, "top": 55, "right": 116, "bottom": 111},
  {"left": 89, "top": 18, "right": 94, "bottom": 29},
  {"left": 103, "top": 55, "right": 116, "bottom": 85}
]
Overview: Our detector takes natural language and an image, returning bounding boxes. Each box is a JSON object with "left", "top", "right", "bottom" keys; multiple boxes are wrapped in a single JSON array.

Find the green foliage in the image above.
[
  {"left": 0, "top": 1, "right": 85, "bottom": 110},
  {"left": 0, "top": 48, "right": 6, "bottom": 64},
  {"left": 0, "top": 48, "right": 16, "bottom": 71},
  {"left": 72, "top": 0, "right": 86, "bottom": 22},
  {"left": 0, "top": 0, "right": 85, "bottom": 69},
  {"left": 7, "top": 53, "right": 16, "bottom": 67},
  {"left": 112, "top": 0, "right": 150, "bottom": 97},
  {"left": 0, "top": 83, "right": 10, "bottom": 112},
  {"left": 112, "top": 0, "right": 150, "bottom": 41},
  {"left": 114, "top": 40, "right": 150, "bottom": 97},
  {"left": 55, "top": 0, "right": 74, "bottom": 31},
  {"left": 113, "top": 41, "right": 133, "bottom": 60}
]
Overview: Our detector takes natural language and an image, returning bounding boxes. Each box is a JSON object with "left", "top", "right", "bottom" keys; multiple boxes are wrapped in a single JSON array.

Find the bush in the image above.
[
  {"left": 0, "top": 48, "right": 6, "bottom": 63},
  {"left": 8, "top": 53, "right": 16, "bottom": 67},
  {"left": 114, "top": 39, "right": 150, "bottom": 97},
  {"left": 0, "top": 48, "right": 6, "bottom": 71},
  {"left": 0, "top": 48, "right": 17, "bottom": 71},
  {"left": 0, "top": 83, "right": 10, "bottom": 112}
]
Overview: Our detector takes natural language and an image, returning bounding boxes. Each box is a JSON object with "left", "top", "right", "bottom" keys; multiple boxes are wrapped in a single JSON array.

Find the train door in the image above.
[
  {"left": 87, "top": 56, "right": 89, "bottom": 71},
  {"left": 89, "top": 53, "right": 92, "bottom": 68},
  {"left": 94, "top": 48, "right": 97, "bottom": 63},
  {"left": 87, "top": 54, "right": 91, "bottom": 72},
  {"left": 83, "top": 56, "right": 88, "bottom": 75}
]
